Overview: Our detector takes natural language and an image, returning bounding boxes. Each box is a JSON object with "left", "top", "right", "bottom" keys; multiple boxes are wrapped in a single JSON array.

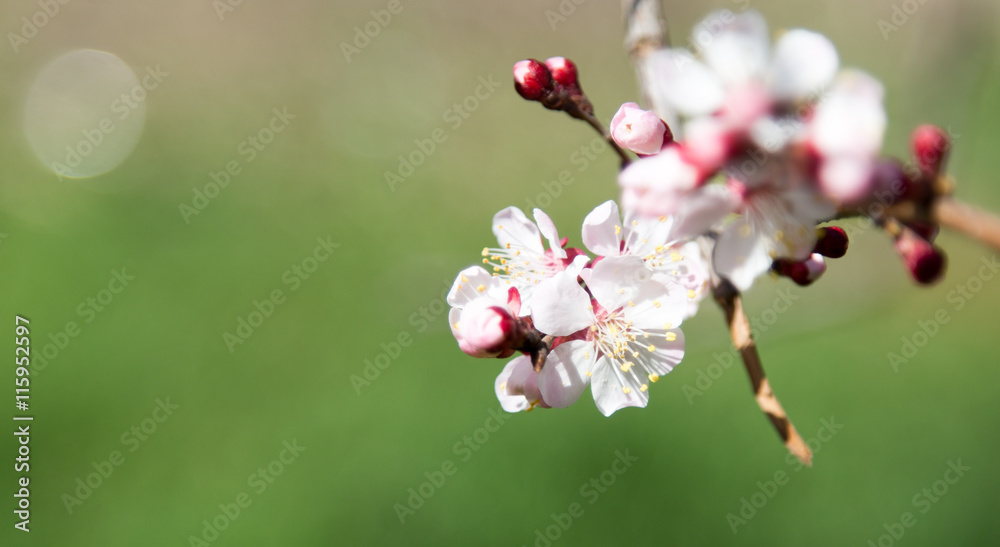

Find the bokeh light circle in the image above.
[{"left": 24, "top": 49, "right": 147, "bottom": 179}]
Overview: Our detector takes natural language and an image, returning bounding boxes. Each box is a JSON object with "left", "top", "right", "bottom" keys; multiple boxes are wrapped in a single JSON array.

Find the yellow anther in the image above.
[
  {"left": 632, "top": 220, "right": 638, "bottom": 226},
  {"left": 665, "top": 332, "right": 677, "bottom": 342},
  {"left": 453, "top": 322, "right": 460, "bottom": 330},
  {"left": 670, "top": 252, "right": 681, "bottom": 262},
  {"left": 687, "top": 290, "right": 696, "bottom": 299},
  {"left": 481, "top": 248, "right": 489, "bottom": 257},
  {"left": 658, "top": 216, "right": 667, "bottom": 222},
  {"left": 585, "top": 371, "right": 592, "bottom": 377},
  {"left": 647, "top": 344, "right": 656, "bottom": 352},
  {"left": 499, "top": 382, "right": 506, "bottom": 392},
  {"left": 648, "top": 374, "right": 660, "bottom": 383},
  {"left": 505, "top": 242, "right": 511, "bottom": 249},
  {"left": 663, "top": 322, "right": 672, "bottom": 329},
  {"left": 622, "top": 387, "right": 632, "bottom": 394},
  {"left": 476, "top": 284, "right": 486, "bottom": 292},
  {"left": 639, "top": 384, "right": 648, "bottom": 392},
  {"left": 615, "top": 225, "right": 622, "bottom": 235},
  {"left": 653, "top": 300, "right": 661, "bottom": 308}
]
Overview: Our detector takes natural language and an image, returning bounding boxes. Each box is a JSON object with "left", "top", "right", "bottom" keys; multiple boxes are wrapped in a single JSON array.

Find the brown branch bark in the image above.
[
  {"left": 714, "top": 281, "right": 812, "bottom": 466},
  {"left": 889, "top": 196, "right": 1000, "bottom": 252}
]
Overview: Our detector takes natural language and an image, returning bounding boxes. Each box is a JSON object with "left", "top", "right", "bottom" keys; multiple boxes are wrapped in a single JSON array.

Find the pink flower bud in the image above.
[
  {"left": 513, "top": 59, "right": 553, "bottom": 102},
  {"left": 911, "top": 125, "right": 950, "bottom": 176},
  {"left": 457, "top": 298, "right": 522, "bottom": 356},
  {"left": 610, "top": 102, "right": 669, "bottom": 156},
  {"left": 813, "top": 226, "right": 849, "bottom": 259},
  {"left": 544, "top": 56, "right": 578, "bottom": 89}
]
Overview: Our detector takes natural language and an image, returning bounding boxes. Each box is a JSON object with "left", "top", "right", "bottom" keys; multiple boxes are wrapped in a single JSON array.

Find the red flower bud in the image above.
[
  {"left": 911, "top": 125, "right": 950, "bottom": 176},
  {"left": 894, "top": 230, "right": 946, "bottom": 285},
  {"left": 513, "top": 59, "right": 553, "bottom": 102},
  {"left": 813, "top": 226, "right": 849, "bottom": 259},
  {"left": 544, "top": 56, "right": 578, "bottom": 89}
]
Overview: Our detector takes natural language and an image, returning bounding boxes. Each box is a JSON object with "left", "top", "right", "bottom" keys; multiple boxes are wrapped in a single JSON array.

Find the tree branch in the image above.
[
  {"left": 889, "top": 196, "right": 1000, "bottom": 252},
  {"left": 714, "top": 280, "right": 813, "bottom": 466}
]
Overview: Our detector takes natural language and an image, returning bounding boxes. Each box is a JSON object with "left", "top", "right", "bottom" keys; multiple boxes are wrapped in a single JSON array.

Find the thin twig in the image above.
[
  {"left": 889, "top": 196, "right": 1000, "bottom": 252},
  {"left": 565, "top": 104, "right": 631, "bottom": 167},
  {"left": 714, "top": 280, "right": 813, "bottom": 466}
]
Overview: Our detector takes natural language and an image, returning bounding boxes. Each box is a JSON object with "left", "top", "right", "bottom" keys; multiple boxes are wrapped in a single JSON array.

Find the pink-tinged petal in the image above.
[
  {"left": 533, "top": 208, "right": 567, "bottom": 259},
  {"left": 665, "top": 184, "right": 739, "bottom": 241},
  {"left": 783, "top": 186, "right": 837, "bottom": 226},
  {"left": 588, "top": 256, "right": 652, "bottom": 313},
  {"left": 643, "top": 49, "right": 726, "bottom": 119},
  {"left": 769, "top": 29, "right": 838, "bottom": 101},
  {"left": 460, "top": 297, "right": 518, "bottom": 352},
  {"left": 819, "top": 156, "right": 875, "bottom": 204},
  {"left": 495, "top": 356, "right": 543, "bottom": 413},
  {"left": 493, "top": 206, "right": 544, "bottom": 254},
  {"left": 563, "top": 254, "right": 590, "bottom": 279},
  {"left": 591, "top": 355, "right": 649, "bottom": 416},
  {"left": 811, "top": 70, "right": 886, "bottom": 157},
  {"left": 610, "top": 103, "right": 667, "bottom": 155},
  {"left": 693, "top": 10, "right": 770, "bottom": 86},
  {"left": 582, "top": 200, "right": 624, "bottom": 257},
  {"left": 530, "top": 270, "right": 593, "bottom": 336},
  {"left": 713, "top": 215, "right": 774, "bottom": 292},
  {"left": 618, "top": 147, "right": 701, "bottom": 217},
  {"left": 451, "top": 307, "right": 497, "bottom": 358},
  {"left": 447, "top": 266, "right": 499, "bottom": 307},
  {"left": 538, "top": 340, "right": 593, "bottom": 408}
]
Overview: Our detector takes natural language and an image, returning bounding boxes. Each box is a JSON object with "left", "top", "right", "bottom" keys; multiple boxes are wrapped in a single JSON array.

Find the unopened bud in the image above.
[
  {"left": 513, "top": 59, "right": 553, "bottom": 102},
  {"left": 813, "top": 226, "right": 849, "bottom": 258},
  {"left": 911, "top": 125, "right": 950, "bottom": 176},
  {"left": 456, "top": 297, "right": 523, "bottom": 357},
  {"left": 610, "top": 102, "right": 669, "bottom": 155},
  {"left": 545, "top": 56, "right": 578, "bottom": 89},
  {"left": 774, "top": 254, "right": 826, "bottom": 286},
  {"left": 894, "top": 230, "right": 946, "bottom": 285}
]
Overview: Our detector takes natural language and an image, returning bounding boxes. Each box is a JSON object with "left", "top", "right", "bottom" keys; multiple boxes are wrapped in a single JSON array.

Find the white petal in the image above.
[
  {"left": 693, "top": 10, "right": 770, "bottom": 86},
  {"left": 713, "top": 215, "right": 774, "bottom": 292},
  {"left": 665, "top": 184, "right": 739, "bottom": 241},
  {"left": 621, "top": 278, "right": 687, "bottom": 332},
  {"left": 530, "top": 270, "right": 593, "bottom": 336},
  {"left": 493, "top": 206, "right": 544, "bottom": 254},
  {"left": 811, "top": 70, "right": 886, "bottom": 157},
  {"left": 769, "top": 29, "right": 839, "bottom": 101},
  {"left": 591, "top": 356, "right": 649, "bottom": 416},
  {"left": 643, "top": 49, "right": 726, "bottom": 119},
  {"left": 538, "top": 341, "right": 593, "bottom": 408},
  {"left": 588, "top": 256, "right": 652, "bottom": 313},
  {"left": 447, "top": 266, "right": 499, "bottom": 307},
  {"left": 582, "top": 200, "right": 623, "bottom": 257},
  {"left": 642, "top": 328, "right": 686, "bottom": 376},
  {"left": 533, "top": 208, "right": 567, "bottom": 259},
  {"left": 495, "top": 356, "right": 541, "bottom": 413}
]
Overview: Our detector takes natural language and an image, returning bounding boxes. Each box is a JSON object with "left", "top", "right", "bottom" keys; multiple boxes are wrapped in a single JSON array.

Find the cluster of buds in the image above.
[{"left": 513, "top": 57, "right": 594, "bottom": 119}]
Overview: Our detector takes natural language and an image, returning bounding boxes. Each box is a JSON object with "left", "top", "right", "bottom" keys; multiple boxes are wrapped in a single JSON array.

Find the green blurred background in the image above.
[{"left": 1, "top": 0, "right": 999, "bottom": 545}]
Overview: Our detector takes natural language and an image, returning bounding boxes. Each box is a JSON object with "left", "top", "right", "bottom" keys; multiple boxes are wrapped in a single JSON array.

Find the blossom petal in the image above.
[
  {"left": 495, "top": 356, "right": 542, "bottom": 413},
  {"left": 693, "top": 10, "right": 770, "bottom": 86},
  {"left": 533, "top": 208, "right": 567, "bottom": 259},
  {"left": 769, "top": 29, "right": 839, "bottom": 101},
  {"left": 447, "top": 266, "right": 501, "bottom": 307},
  {"left": 493, "top": 206, "right": 544, "bottom": 254},
  {"left": 538, "top": 340, "right": 593, "bottom": 408},
  {"left": 591, "top": 355, "right": 649, "bottom": 416},
  {"left": 713, "top": 215, "right": 775, "bottom": 292},
  {"left": 643, "top": 49, "right": 726, "bottom": 120},
  {"left": 588, "top": 256, "right": 652, "bottom": 313},
  {"left": 530, "top": 269, "right": 593, "bottom": 336},
  {"left": 582, "top": 200, "right": 624, "bottom": 257},
  {"left": 642, "top": 328, "right": 686, "bottom": 375},
  {"left": 665, "top": 184, "right": 739, "bottom": 241}
]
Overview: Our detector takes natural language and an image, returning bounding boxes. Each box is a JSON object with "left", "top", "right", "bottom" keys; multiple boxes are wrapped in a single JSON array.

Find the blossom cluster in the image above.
[{"left": 447, "top": 10, "right": 953, "bottom": 417}]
